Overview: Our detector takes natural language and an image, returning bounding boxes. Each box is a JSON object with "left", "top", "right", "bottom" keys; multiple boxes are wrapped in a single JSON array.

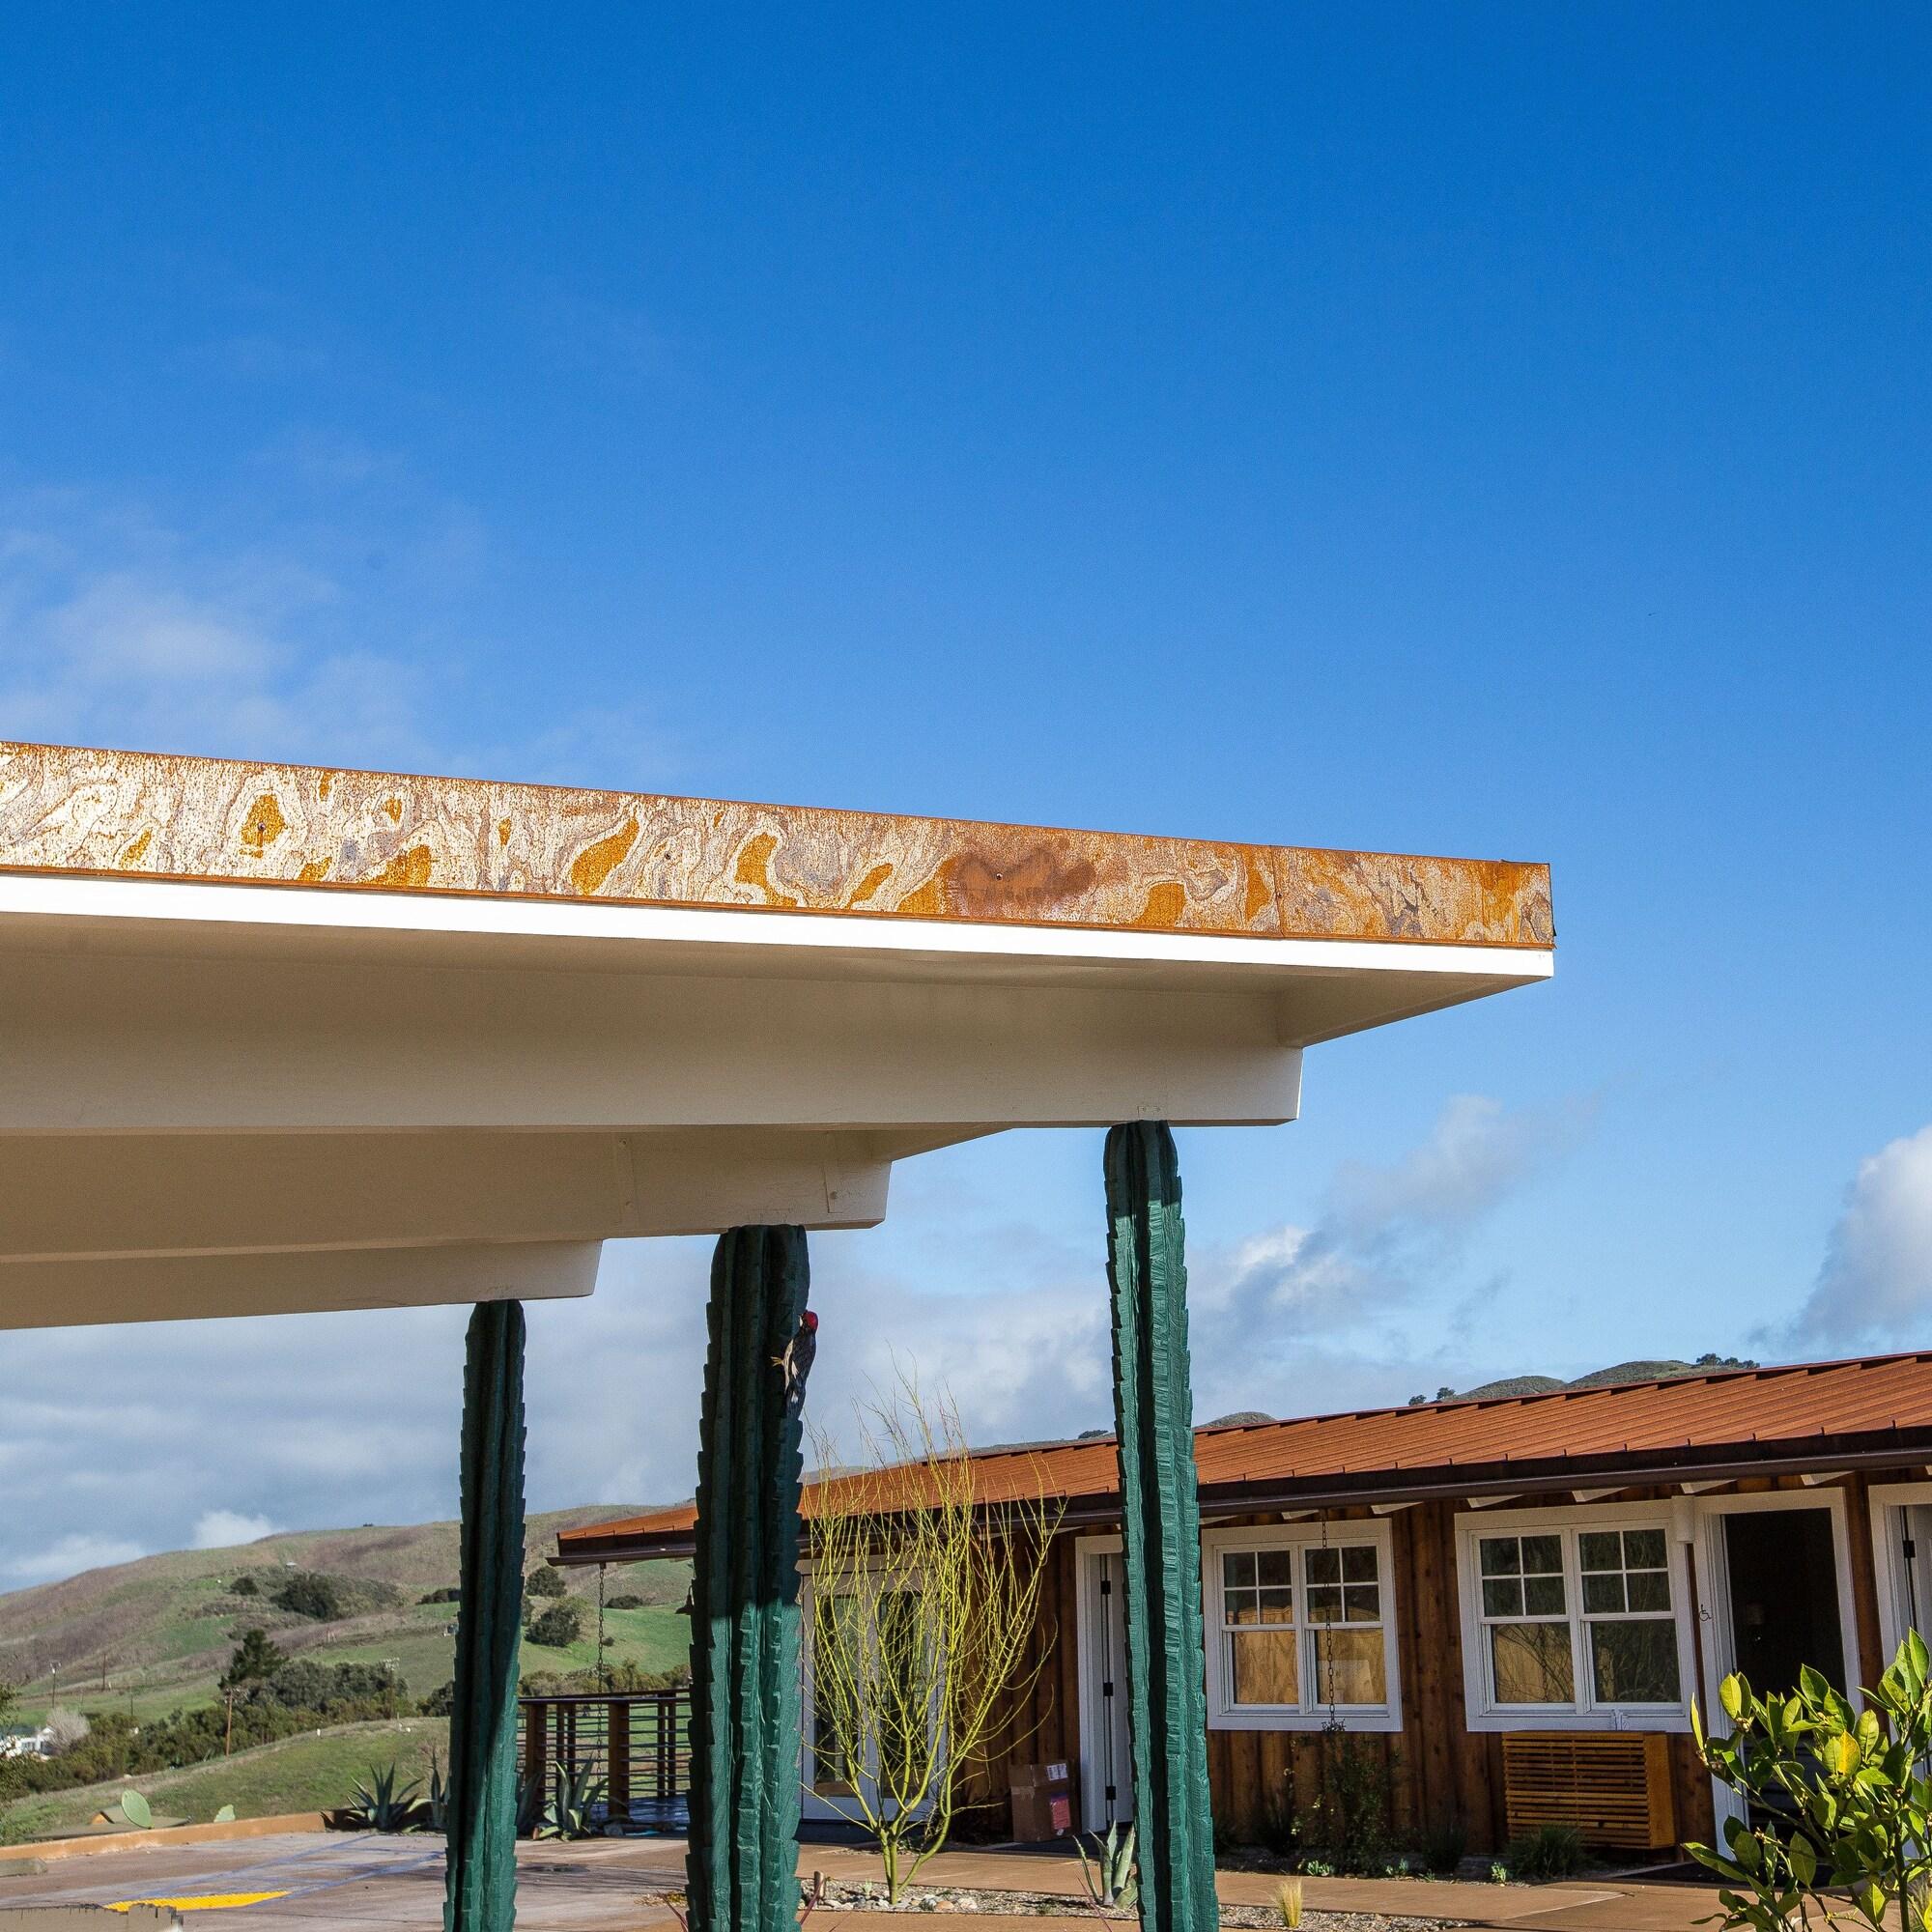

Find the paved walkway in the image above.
[{"left": 0, "top": 1832, "right": 1726, "bottom": 1929}]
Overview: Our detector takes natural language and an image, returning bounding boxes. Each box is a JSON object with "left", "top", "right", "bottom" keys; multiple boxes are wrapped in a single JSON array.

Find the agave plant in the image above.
[
  {"left": 1076, "top": 1822, "right": 1139, "bottom": 1914},
  {"left": 424, "top": 1750, "right": 448, "bottom": 1834},
  {"left": 536, "top": 1757, "right": 608, "bottom": 1841},
  {"left": 344, "top": 1761, "right": 423, "bottom": 1832}
]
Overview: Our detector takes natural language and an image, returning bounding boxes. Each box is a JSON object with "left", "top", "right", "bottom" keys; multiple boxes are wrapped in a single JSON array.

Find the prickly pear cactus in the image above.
[
  {"left": 1105, "top": 1123, "right": 1218, "bottom": 1932},
  {"left": 443, "top": 1299, "right": 526, "bottom": 1932},
  {"left": 686, "top": 1226, "right": 811, "bottom": 1932}
]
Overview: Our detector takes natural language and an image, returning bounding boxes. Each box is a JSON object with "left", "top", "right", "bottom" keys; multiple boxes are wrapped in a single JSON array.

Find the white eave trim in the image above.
[{"left": 0, "top": 870, "right": 1555, "bottom": 983}]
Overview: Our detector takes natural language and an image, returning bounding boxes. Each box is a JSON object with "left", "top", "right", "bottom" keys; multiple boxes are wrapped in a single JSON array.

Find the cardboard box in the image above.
[{"left": 1009, "top": 1760, "right": 1073, "bottom": 1842}]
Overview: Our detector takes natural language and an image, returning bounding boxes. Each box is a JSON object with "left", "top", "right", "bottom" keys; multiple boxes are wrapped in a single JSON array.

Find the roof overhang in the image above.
[{"left": 0, "top": 742, "right": 1552, "bottom": 1328}]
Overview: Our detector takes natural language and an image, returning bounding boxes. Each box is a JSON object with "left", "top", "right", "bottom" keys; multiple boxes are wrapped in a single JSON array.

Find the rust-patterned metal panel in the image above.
[{"left": 0, "top": 741, "right": 1553, "bottom": 948}]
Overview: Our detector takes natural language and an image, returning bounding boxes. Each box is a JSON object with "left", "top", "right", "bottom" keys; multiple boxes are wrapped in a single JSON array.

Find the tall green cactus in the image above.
[
  {"left": 1105, "top": 1123, "right": 1218, "bottom": 1932},
  {"left": 686, "top": 1226, "right": 810, "bottom": 1932},
  {"left": 443, "top": 1299, "right": 526, "bottom": 1932}
]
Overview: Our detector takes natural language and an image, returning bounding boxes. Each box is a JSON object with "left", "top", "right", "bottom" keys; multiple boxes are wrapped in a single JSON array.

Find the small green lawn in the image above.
[{"left": 0, "top": 1718, "right": 452, "bottom": 1844}]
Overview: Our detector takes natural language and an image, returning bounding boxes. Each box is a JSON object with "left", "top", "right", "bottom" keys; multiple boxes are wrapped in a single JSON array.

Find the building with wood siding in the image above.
[{"left": 559, "top": 1350, "right": 1932, "bottom": 1857}]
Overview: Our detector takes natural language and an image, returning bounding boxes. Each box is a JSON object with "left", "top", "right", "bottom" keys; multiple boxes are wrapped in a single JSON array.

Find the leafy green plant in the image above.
[
  {"left": 423, "top": 1751, "right": 448, "bottom": 1834},
  {"left": 1688, "top": 1632, "right": 1932, "bottom": 1932},
  {"left": 1293, "top": 1721, "right": 1397, "bottom": 1874},
  {"left": 526, "top": 1566, "right": 567, "bottom": 1600},
  {"left": 1503, "top": 1823, "right": 1587, "bottom": 1881},
  {"left": 1422, "top": 1822, "right": 1467, "bottom": 1876},
  {"left": 121, "top": 1788, "right": 154, "bottom": 1831},
  {"left": 213, "top": 1804, "right": 237, "bottom": 1824},
  {"left": 1075, "top": 1821, "right": 1139, "bottom": 1913},
  {"left": 344, "top": 1762, "right": 423, "bottom": 1832},
  {"left": 220, "top": 1628, "right": 287, "bottom": 1690},
  {"left": 526, "top": 1601, "right": 584, "bottom": 1649},
  {"left": 533, "top": 1758, "right": 607, "bottom": 1840}
]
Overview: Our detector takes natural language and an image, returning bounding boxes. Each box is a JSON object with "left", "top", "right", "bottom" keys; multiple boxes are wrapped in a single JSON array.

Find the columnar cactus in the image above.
[
  {"left": 1105, "top": 1123, "right": 1219, "bottom": 1932},
  {"left": 686, "top": 1226, "right": 811, "bottom": 1932},
  {"left": 443, "top": 1299, "right": 526, "bottom": 1932}
]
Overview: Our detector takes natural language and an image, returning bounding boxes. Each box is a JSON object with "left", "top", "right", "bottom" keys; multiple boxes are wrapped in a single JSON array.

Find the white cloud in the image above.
[
  {"left": 191, "top": 1510, "right": 283, "bottom": 1551},
  {"left": 0, "top": 1094, "right": 1589, "bottom": 1589},
  {"left": 6, "top": 1534, "right": 147, "bottom": 1587},
  {"left": 1790, "top": 1124, "right": 1932, "bottom": 1348}
]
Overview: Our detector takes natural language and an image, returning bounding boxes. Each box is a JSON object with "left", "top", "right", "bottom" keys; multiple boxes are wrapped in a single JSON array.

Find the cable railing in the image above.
[{"left": 518, "top": 1689, "right": 691, "bottom": 1825}]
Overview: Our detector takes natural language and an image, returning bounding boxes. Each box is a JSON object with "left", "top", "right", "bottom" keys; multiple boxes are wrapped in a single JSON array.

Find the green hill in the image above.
[
  {"left": 0, "top": 1509, "right": 692, "bottom": 1723},
  {"left": 0, "top": 1717, "right": 453, "bottom": 1844}
]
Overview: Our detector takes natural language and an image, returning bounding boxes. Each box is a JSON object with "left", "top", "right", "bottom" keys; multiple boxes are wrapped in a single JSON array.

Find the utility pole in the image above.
[{"left": 224, "top": 1689, "right": 236, "bottom": 1756}]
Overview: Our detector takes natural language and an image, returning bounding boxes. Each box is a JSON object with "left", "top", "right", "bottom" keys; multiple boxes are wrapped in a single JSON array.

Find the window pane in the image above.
[
  {"left": 1627, "top": 1569, "right": 1672, "bottom": 1613},
  {"left": 1480, "top": 1538, "right": 1520, "bottom": 1577},
  {"left": 1303, "top": 1548, "right": 1340, "bottom": 1586},
  {"left": 1521, "top": 1535, "right": 1563, "bottom": 1576},
  {"left": 1313, "top": 1627, "right": 1386, "bottom": 1704},
  {"left": 1255, "top": 1587, "right": 1294, "bottom": 1624},
  {"left": 1258, "top": 1550, "right": 1294, "bottom": 1587},
  {"left": 1591, "top": 1619, "right": 1681, "bottom": 1703},
  {"left": 1582, "top": 1572, "right": 1626, "bottom": 1614},
  {"left": 1482, "top": 1577, "right": 1525, "bottom": 1618},
  {"left": 1228, "top": 1595, "right": 1264, "bottom": 1626},
  {"left": 1522, "top": 1573, "right": 1567, "bottom": 1616},
  {"left": 1231, "top": 1630, "right": 1298, "bottom": 1706},
  {"left": 1492, "top": 1622, "right": 1575, "bottom": 1704},
  {"left": 1305, "top": 1584, "right": 1342, "bottom": 1625},
  {"left": 1343, "top": 1583, "right": 1380, "bottom": 1623},
  {"left": 1624, "top": 1527, "right": 1666, "bottom": 1569},
  {"left": 1578, "top": 1530, "right": 1621, "bottom": 1573},
  {"left": 1343, "top": 1546, "right": 1378, "bottom": 1583},
  {"left": 1225, "top": 1551, "right": 1256, "bottom": 1589}
]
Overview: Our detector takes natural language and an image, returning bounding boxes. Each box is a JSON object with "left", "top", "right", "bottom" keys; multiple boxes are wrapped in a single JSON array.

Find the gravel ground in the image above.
[{"left": 776, "top": 1879, "right": 1464, "bottom": 1929}]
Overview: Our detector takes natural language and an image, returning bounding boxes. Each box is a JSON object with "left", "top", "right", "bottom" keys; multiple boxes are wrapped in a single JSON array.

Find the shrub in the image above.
[
  {"left": 605, "top": 1593, "right": 644, "bottom": 1610},
  {"left": 526, "top": 1603, "right": 583, "bottom": 1649},
  {"left": 231, "top": 1576, "right": 260, "bottom": 1597},
  {"left": 1290, "top": 1723, "right": 1399, "bottom": 1873},
  {"left": 251, "top": 1659, "right": 405, "bottom": 1714},
  {"left": 525, "top": 1568, "right": 566, "bottom": 1601},
  {"left": 273, "top": 1571, "right": 347, "bottom": 1621},
  {"left": 1423, "top": 1822, "right": 1468, "bottom": 1876},
  {"left": 419, "top": 1586, "right": 461, "bottom": 1605},
  {"left": 1503, "top": 1824, "right": 1586, "bottom": 1881},
  {"left": 419, "top": 1679, "right": 456, "bottom": 1718},
  {"left": 43, "top": 1707, "right": 89, "bottom": 1756}
]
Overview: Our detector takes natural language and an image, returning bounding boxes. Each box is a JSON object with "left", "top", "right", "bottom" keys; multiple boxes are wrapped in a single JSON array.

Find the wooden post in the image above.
[
  {"left": 686, "top": 1227, "right": 810, "bottom": 1932},
  {"left": 1105, "top": 1123, "right": 1219, "bottom": 1932},
  {"left": 443, "top": 1300, "right": 526, "bottom": 1932},
  {"left": 609, "top": 1698, "right": 632, "bottom": 1818}
]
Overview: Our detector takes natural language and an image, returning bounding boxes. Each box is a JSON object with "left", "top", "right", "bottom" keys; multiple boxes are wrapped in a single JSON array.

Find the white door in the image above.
[{"left": 1079, "top": 1546, "right": 1135, "bottom": 1832}]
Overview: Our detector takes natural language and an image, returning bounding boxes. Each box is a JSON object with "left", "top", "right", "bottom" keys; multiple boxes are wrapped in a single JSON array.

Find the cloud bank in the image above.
[{"left": 1790, "top": 1124, "right": 1932, "bottom": 1350}]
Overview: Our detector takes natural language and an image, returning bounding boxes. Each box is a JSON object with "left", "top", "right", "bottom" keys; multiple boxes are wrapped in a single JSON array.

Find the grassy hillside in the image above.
[
  {"left": 0, "top": 1718, "right": 452, "bottom": 1844},
  {"left": 0, "top": 1509, "right": 691, "bottom": 1722}
]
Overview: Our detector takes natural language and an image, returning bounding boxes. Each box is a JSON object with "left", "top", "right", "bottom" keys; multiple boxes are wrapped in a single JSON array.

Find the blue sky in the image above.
[{"left": 1, "top": 7, "right": 1927, "bottom": 1584}]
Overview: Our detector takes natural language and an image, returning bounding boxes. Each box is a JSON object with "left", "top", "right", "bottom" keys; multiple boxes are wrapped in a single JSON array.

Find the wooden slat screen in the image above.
[{"left": 1501, "top": 1732, "right": 1676, "bottom": 1850}]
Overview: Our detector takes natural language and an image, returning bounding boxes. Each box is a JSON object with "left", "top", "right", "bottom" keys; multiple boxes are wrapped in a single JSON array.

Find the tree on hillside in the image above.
[
  {"left": 43, "top": 1707, "right": 89, "bottom": 1755},
  {"left": 0, "top": 1676, "right": 16, "bottom": 1729},
  {"left": 807, "top": 1373, "right": 1064, "bottom": 1902},
  {"left": 526, "top": 1602, "right": 584, "bottom": 1649},
  {"left": 526, "top": 1566, "right": 566, "bottom": 1600},
  {"left": 273, "top": 1571, "right": 346, "bottom": 1621},
  {"left": 221, "top": 1627, "right": 288, "bottom": 1690}
]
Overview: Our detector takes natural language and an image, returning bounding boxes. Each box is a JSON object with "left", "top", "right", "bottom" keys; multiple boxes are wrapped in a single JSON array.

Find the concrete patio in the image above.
[{"left": 0, "top": 1832, "right": 1721, "bottom": 1930}]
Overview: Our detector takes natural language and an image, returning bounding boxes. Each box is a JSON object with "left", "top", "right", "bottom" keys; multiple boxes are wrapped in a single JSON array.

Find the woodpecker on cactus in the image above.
[{"left": 774, "top": 1308, "right": 818, "bottom": 1418}]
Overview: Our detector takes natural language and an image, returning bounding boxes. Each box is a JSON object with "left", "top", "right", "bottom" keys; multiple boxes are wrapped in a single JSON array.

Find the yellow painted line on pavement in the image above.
[{"left": 107, "top": 1891, "right": 292, "bottom": 1912}]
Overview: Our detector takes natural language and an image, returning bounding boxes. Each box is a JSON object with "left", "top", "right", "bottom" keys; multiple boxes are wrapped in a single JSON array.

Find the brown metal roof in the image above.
[
  {"left": 555, "top": 1350, "right": 1932, "bottom": 1563},
  {"left": 0, "top": 741, "right": 1551, "bottom": 947}
]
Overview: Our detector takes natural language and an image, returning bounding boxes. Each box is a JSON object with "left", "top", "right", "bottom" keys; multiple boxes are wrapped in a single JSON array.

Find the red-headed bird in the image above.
[{"left": 775, "top": 1308, "right": 818, "bottom": 1419}]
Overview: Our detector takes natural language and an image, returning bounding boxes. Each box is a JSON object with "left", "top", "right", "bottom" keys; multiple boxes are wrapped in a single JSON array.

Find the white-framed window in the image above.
[
  {"left": 1201, "top": 1522, "right": 1403, "bottom": 1732},
  {"left": 1454, "top": 1503, "right": 1696, "bottom": 1733}
]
